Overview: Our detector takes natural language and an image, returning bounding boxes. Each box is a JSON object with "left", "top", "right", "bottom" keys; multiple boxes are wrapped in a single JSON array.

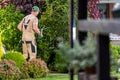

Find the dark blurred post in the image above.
[
  {"left": 70, "top": 0, "right": 74, "bottom": 48},
  {"left": 77, "top": 0, "right": 87, "bottom": 44},
  {"left": 69, "top": 0, "right": 74, "bottom": 80},
  {"left": 97, "top": 34, "right": 110, "bottom": 80},
  {"left": 78, "top": 0, "right": 87, "bottom": 80}
]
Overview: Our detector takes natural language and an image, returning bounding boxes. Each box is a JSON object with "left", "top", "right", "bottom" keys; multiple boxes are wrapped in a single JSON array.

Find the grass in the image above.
[
  {"left": 22, "top": 72, "right": 120, "bottom": 80},
  {"left": 22, "top": 73, "right": 78, "bottom": 80}
]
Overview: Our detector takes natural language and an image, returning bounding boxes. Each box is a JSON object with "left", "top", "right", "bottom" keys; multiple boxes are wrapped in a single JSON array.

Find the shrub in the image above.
[
  {"left": 56, "top": 33, "right": 97, "bottom": 71},
  {"left": 0, "top": 59, "right": 21, "bottom": 80},
  {"left": 55, "top": 41, "right": 69, "bottom": 73},
  {"left": 1, "top": 51, "right": 25, "bottom": 68},
  {"left": 20, "top": 58, "right": 49, "bottom": 79}
]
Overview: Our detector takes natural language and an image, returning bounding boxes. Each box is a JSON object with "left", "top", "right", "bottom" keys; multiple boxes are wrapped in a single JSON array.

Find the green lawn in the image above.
[
  {"left": 22, "top": 72, "right": 120, "bottom": 80},
  {"left": 22, "top": 74, "right": 78, "bottom": 80}
]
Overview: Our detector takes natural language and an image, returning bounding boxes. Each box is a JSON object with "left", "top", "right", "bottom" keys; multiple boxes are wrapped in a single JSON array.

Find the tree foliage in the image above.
[
  {"left": 0, "top": 5, "right": 25, "bottom": 51},
  {"left": 10, "top": 0, "right": 46, "bottom": 17},
  {"left": 88, "top": 0, "right": 101, "bottom": 19},
  {"left": 36, "top": 0, "right": 69, "bottom": 69},
  {"left": 110, "top": 43, "right": 120, "bottom": 60},
  {"left": 0, "top": 0, "right": 46, "bottom": 15}
]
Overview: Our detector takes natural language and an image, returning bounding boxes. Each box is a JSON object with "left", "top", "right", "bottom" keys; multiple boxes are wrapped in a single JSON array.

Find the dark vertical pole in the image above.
[
  {"left": 78, "top": 0, "right": 87, "bottom": 44},
  {"left": 70, "top": 69, "right": 74, "bottom": 80},
  {"left": 78, "top": 31, "right": 87, "bottom": 44},
  {"left": 70, "top": 0, "right": 74, "bottom": 80},
  {"left": 78, "top": 0, "right": 87, "bottom": 20},
  {"left": 70, "top": 0, "right": 74, "bottom": 48},
  {"left": 97, "top": 34, "right": 110, "bottom": 80},
  {"left": 78, "top": 0, "right": 87, "bottom": 80}
]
